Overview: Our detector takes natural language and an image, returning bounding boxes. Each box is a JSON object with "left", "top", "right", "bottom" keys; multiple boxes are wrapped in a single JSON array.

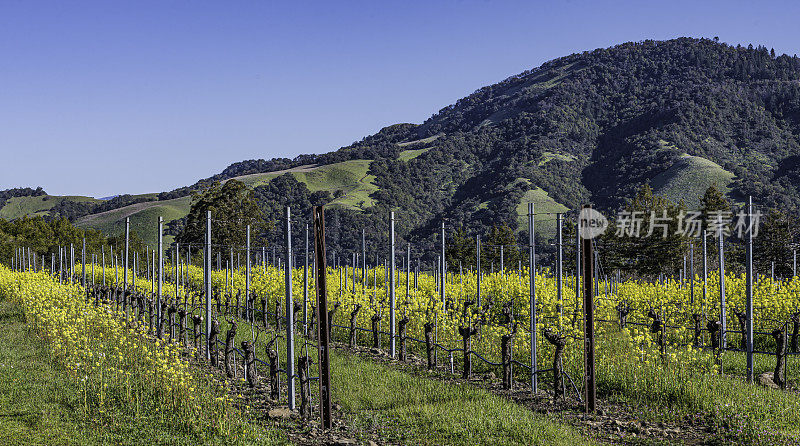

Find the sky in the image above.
[{"left": 2, "top": 0, "right": 800, "bottom": 198}]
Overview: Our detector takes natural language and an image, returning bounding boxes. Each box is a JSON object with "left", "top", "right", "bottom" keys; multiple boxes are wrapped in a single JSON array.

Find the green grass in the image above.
[
  {"left": 0, "top": 195, "right": 100, "bottom": 220},
  {"left": 185, "top": 288, "right": 588, "bottom": 446},
  {"left": 396, "top": 134, "right": 442, "bottom": 147},
  {"left": 331, "top": 352, "right": 591, "bottom": 446},
  {"left": 398, "top": 148, "right": 431, "bottom": 161},
  {"left": 232, "top": 159, "right": 378, "bottom": 210},
  {"left": 651, "top": 152, "right": 735, "bottom": 208},
  {"left": 589, "top": 330, "right": 800, "bottom": 444},
  {"left": 538, "top": 151, "right": 577, "bottom": 166},
  {"left": 75, "top": 196, "right": 192, "bottom": 248},
  {"left": 515, "top": 182, "right": 570, "bottom": 239},
  {"left": 0, "top": 299, "right": 284, "bottom": 445}
]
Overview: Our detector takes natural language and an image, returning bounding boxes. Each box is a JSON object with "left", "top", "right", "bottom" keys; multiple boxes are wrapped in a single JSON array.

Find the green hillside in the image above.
[
  {"left": 7, "top": 38, "right": 800, "bottom": 255},
  {"left": 231, "top": 159, "right": 378, "bottom": 210},
  {"left": 398, "top": 148, "right": 430, "bottom": 162},
  {"left": 0, "top": 195, "right": 100, "bottom": 220},
  {"left": 515, "top": 184, "right": 570, "bottom": 238},
  {"left": 651, "top": 153, "right": 736, "bottom": 209},
  {"left": 75, "top": 196, "right": 192, "bottom": 247},
  {"left": 69, "top": 160, "right": 379, "bottom": 247}
]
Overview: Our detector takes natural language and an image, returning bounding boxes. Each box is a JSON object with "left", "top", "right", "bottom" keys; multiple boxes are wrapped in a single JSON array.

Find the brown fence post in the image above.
[
  {"left": 298, "top": 355, "right": 311, "bottom": 419},
  {"left": 459, "top": 325, "right": 477, "bottom": 379},
  {"left": 581, "top": 206, "right": 596, "bottom": 413},
  {"left": 371, "top": 312, "right": 382, "bottom": 349},
  {"left": 209, "top": 319, "right": 219, "bottom": 367},
  {"left": 424, "top": 322, "right": 435, "bottom": 370},
  {"left": 313, "top": 206, "right": 333, "bottom": 429}
]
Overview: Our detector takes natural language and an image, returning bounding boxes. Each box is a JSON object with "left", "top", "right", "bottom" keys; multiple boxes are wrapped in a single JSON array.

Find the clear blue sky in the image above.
[{"left": 2, "top": 0, "right": 799, "bottom": 198}]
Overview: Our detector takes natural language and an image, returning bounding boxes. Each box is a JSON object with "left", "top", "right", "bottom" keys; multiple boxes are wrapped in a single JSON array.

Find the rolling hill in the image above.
[{"left": 4, "top": 37, "right": 800, "bottom": 253}]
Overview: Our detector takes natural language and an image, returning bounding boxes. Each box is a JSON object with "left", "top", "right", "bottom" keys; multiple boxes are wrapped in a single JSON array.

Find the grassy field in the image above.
[
  {"left": 515, "top": 183, "right": 570, "bottom": 238},
  {"left": 593, "top": 331, "right": 800, "bottom": 444},
  {"left": 232, "top": 159, "right": 379, "bottom": 210},
  {"left": 396, "top": 134, "right": 441, "bottom": 147},
  {"left": 0, "top": 195, "right": 100, "bottom": 220},
  {"left": 75, "top": 196, "right": 192, "bottom": 247},
  {"left": 538, "top": 151, "right": 577, "bottom": 166},
  {"left": 398, "top": 148, "right": 430, "bottom": 161},
  {"left": 651, "top": 152, "right": 735, "bottom": 208}
]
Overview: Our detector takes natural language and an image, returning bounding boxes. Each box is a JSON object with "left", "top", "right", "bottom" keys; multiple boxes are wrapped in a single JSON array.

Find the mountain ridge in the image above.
[{"left": 5, "top": 37, "right": 800, "bottom": 251}]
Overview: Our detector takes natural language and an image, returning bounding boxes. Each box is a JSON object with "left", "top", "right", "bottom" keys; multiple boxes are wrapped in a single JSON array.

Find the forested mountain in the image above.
[{"left": 5, "top": 37, "right": 800, "bottom": 258}]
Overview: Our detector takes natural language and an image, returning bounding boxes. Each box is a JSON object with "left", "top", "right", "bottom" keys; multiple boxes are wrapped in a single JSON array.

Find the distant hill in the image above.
[{"left": 5, "top": 37, "right": 800, "bottom": 252}]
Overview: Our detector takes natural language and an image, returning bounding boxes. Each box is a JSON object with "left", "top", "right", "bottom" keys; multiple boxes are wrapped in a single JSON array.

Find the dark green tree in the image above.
[
  {"left": 754, "top": 210, "right": 795, "bottom": 277},
  {"left": 445, "top": 226, "right": 476, "bottom": 271},
  {"left": 481, "top": 224, "right": 520, "bottom": 271},
  {"left": 176, "top": 180, "right": 266, "bottom": 249},
  {"left": 600, "top": 184, "right": 688, "bottom": 277}
]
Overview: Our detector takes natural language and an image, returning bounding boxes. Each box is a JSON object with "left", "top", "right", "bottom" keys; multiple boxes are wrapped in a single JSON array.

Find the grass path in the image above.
[{"left": 332, "top": 352, "right": 593, "bottom": 446}]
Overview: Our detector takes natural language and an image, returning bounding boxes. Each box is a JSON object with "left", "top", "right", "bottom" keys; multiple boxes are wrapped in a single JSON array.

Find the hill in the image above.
[{"left": 4, "top": 37, "right": 800, "bottom": 254}]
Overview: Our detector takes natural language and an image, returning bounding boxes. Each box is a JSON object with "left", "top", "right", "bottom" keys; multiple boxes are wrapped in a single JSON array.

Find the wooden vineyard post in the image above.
[
  {"left": 298, "top": 355, "right": 311, "bottom": 419},
  {"left": 581, "top": 205, "right": 596, "bottom": 413},
  {"left": 313, "top": 206, "right": 333, "bottom": 429}
]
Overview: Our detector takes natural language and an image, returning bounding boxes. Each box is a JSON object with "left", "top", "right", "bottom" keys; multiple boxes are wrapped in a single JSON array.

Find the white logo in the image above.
[{"left": 579, "top": 208, "right": 608, "bottom": 239}]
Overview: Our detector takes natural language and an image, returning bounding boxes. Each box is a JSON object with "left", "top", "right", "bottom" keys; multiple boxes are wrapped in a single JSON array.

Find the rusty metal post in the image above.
[{"left": 313, "top": 206, "right": 333, "bottom": 429}]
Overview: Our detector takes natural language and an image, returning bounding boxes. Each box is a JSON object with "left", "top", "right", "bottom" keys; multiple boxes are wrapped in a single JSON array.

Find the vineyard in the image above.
[{"left": 5, "top": 205, "right": 800, "bottom": 445}]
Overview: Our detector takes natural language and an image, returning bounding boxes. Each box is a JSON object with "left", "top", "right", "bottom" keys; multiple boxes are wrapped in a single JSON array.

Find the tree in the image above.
[
  {"left": 754, "top": 210, "right": 795, "bottom": 277},
  {"left": 699, "top": 184, "right": 732, "bottom": 269},
  {"left": 481, "top": 224, "right": 520, "bottom": 271},
  {"left": 600, "top": 184, "right": 688, "bottom": 277},
  {"left": 700, "top": 184, "right": 731, "bottom": 231},
  {"left": 176, "top": 180, "right": 266, "bottom": 249},
  {"left": 0, "top": 216, "right": 107, "bottom": 267},
  {"left": 445, "top": 226, "right": 476, "bottom": 271}
]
